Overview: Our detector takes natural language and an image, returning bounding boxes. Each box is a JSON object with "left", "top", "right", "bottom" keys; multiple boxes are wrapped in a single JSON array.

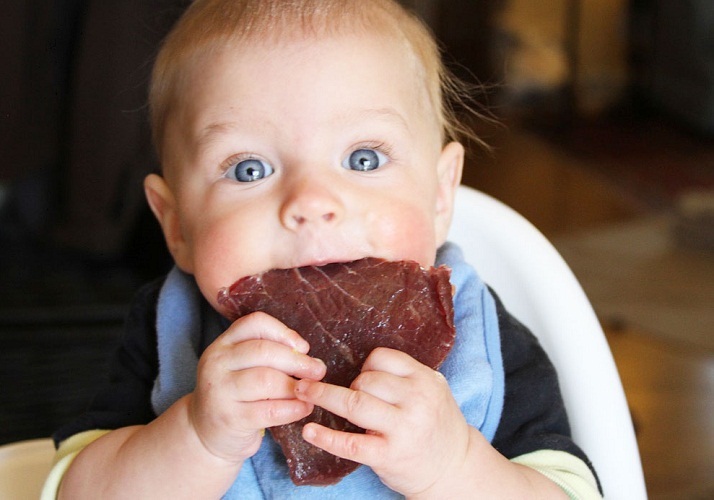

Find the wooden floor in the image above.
[
  {"left": 462, "top": 119, "right": 714, "bottom": 499},
  {"left": 606, "top": 327, "right": 714, "bottom": 499}
]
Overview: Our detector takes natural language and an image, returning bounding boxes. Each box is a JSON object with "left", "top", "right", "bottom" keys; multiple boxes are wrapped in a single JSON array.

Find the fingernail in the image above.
[
  {"left": 303, "top": 424, "right": 316, "bottom": 440},
  {"left": 294, "top": 338, "right": 310, "bottom": 354}
]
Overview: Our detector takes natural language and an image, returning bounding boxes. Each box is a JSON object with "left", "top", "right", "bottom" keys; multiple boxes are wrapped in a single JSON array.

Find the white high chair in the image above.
[
  {"left": 448, "top": 185, "right": 647, "bottom": 499},
  {"left": 0, "top": 185, "right": 646, "bottom": 499}
]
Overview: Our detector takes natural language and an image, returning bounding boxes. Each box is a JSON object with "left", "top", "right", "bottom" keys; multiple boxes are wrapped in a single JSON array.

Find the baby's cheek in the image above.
[
  {"left": 372, "top": 209, "right": 438, "bottom": 266},
  {"left": 189, "top": 227, "right": 259, "bottom": 310}
]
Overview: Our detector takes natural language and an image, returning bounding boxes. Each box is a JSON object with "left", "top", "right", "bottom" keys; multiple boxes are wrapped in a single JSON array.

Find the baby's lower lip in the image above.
[{"left": 295, "top": 257, "right": 353, "bottom": 268}]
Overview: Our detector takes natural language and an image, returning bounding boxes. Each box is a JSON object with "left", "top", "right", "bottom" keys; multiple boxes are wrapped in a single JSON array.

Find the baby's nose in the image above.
[{"left": 279, "top": 180, "right": 344, "bottom": 231}]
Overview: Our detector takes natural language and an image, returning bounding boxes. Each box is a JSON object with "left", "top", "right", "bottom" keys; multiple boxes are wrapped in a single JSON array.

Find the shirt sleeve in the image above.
[
  {"left": 490, "top": 288, "right": 602, "bottom": 495},
  {"left": 41, "top": 430, "right": 111, "bottom": 500},
  {"left": 512, "top": 450, "right": 602, "bottom": 499}
]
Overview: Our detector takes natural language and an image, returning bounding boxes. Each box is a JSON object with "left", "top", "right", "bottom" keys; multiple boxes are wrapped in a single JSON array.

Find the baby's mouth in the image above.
[
  {"left": 293, "top": 257, "right": 353, "bottom": 268},
  {"left": 286, "top": 249, "right": 374, "bottom": 270}
]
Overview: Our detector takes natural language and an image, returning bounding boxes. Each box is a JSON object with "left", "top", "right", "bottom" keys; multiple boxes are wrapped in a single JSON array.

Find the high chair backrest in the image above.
[{"left": 448, "top": 185, "right": 647, "bottom": 499}]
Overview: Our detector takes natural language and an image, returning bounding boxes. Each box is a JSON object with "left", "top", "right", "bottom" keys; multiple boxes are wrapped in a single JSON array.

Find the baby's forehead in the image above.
[
  {"left": 180, "top": 26, "right": 433, "bottom": 120},
  {"left": 182, "top": 32, "right": 435, "bottom": 139},
  {"left": 228, "top": 7, "right": 426, "bottom": 73}
]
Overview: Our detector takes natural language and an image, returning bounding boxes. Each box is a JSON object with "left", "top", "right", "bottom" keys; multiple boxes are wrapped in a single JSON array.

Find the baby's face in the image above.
[{"left": 149, "top": 31, "right": 463, "bottom": 313}]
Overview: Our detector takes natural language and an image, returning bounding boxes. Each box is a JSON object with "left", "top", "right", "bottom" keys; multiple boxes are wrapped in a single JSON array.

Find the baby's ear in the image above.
[
  {"left": 144, "top": 174, "right": 194, "bottom": 273},
  {"left": 434, "top": 141, "right": 464, "bottom": 244}
]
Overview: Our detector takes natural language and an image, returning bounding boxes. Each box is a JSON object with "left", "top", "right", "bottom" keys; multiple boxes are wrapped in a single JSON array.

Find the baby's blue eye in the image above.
[
  {"left": 342, "top": 148, "right": 388, "bottom": 172},
  {"left": 225, "top": 159, "right": 274, "bottom": 182}
]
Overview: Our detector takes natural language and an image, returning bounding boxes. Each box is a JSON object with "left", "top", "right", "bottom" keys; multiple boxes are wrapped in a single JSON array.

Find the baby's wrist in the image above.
[
  {"left": 405, "top": 426, "right": 486, "bottom": 500},
  {"left": 174, "top": 394, "right": 249, "bottom": 469},
  {"left": 184, "top": 393, "right": 269, "bottom": 469}
]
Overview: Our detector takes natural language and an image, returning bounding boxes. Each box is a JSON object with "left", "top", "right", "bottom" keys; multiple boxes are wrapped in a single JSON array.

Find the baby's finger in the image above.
[
  {"left": 350, "top": 370, "right": 409, "bottom": 406},
  {"left": 361, "top": 347, "right": 423, "bottom": 377},
  {"left": 294, "top": 380, "right": 396, "bottom": 432},
  {"left": 239, "top": 399, "right": 316, "bottom": 430},
  {"left": 219, "top": 311, "right": 310, "bottom": 353},
  {"left": 229, "top": 367, "right": 304, "bottom": 402},
  {"left": 302, "top": 422, "right": 384, "bottom": 466},
  {"left": 219, "top": 339, "right": 326, "bottom": 380}
]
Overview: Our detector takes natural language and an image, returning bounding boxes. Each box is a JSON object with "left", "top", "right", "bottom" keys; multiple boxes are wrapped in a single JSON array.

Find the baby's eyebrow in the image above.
[
  {"left": 195, "top": 120, "right": 242, "bottom": 147},
  {"left": 342, "top": 107, "right": 411, "bottom": 132}
]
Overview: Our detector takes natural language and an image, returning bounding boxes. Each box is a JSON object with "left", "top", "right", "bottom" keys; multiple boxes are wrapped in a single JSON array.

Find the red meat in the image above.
[{"left": 218, "top": 258, "right": 455, "bottom": 486}]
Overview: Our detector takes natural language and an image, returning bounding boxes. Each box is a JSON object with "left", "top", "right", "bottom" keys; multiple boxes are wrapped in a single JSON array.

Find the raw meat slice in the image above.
[{"left": 217, "top": 258, "right": 455, "bottom": 486}]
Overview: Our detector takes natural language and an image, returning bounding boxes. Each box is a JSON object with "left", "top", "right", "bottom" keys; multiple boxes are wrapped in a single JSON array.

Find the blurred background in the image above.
[{"left": 1, "top": 1, "right": 712, "bottom": 498}]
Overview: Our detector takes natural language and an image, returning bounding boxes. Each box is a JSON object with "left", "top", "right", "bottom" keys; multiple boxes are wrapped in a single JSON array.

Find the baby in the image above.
[{"left": 45, "top": 0, "right": 601, "bottom": 498}]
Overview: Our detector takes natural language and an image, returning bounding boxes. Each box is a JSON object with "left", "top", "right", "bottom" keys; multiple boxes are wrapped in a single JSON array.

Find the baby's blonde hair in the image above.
[{"left": 149, "top": 0, "right": 479, "bottom": 160}]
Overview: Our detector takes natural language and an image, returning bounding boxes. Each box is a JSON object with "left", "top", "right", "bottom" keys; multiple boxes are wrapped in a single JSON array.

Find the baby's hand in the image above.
[
  {"left": 294, "top": 348, "right": 470, "bottom": 496},
  {"left": 189, "top": 312, "right": 326, "bottom": 464}
]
